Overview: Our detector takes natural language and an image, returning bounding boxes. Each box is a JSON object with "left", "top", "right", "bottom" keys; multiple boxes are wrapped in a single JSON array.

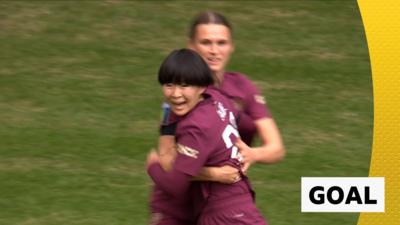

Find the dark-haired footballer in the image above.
[{"left": 146, "top": 49, "right": 267, "bottom": 225}]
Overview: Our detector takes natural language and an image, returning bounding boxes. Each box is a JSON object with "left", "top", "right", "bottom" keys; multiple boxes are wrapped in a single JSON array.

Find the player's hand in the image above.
[
  {"left": 241, "top": 161, "right": 251, "bottom": 174},
  {"left": 236, "top": 139, "right": 256, "bottom": 171},
  {"left": 211, "top": 165, "right": 241, "bottom": 184},
  {"left": 146, "top": 149, "right": 160, "bottom": 169}
]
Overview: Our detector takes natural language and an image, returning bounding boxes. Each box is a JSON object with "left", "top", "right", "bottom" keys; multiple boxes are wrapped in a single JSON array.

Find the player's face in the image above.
[
  {"left": 189, "top": 24, "right": 234, "bottom": 78},
  {"left": 162, "top": 84, "right": 206, "bottom": 116}
]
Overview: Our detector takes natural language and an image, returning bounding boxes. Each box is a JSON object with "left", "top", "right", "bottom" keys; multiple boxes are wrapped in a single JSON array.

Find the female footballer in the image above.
[
  {"left": 147, "top": 48, "right": 268, "bottom": 225},
  {"left": 158, "top": 11, "right": 285, "bottom": 184}
]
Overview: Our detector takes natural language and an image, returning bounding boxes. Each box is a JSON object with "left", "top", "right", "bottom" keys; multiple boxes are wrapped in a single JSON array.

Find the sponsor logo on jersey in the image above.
[
  {"left": 177, "top": 144, "right": 199, "bottom": 158},
  {"left": 216, "top": 101, "right": 227, "bottom": 121}
]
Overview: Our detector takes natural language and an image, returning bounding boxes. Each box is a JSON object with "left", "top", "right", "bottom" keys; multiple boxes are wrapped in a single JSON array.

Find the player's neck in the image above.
[{"left": 213, "top": 71, "right": 224, "bottom": 87}]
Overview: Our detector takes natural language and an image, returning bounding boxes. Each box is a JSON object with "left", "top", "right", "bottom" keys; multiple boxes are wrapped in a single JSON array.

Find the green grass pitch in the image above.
[{"left": 0, "top": 1, "right": 372, "bottom": 225}]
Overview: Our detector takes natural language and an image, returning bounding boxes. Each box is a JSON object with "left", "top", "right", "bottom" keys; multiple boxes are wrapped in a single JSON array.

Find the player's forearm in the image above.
[
  {"left": 147, "top": 163, "right": 191, "bottom": 198},
  {"left": 192, "top": 167, "right": 216, "bottom": 181},
  {"left": 253, "top": 118, "right": 285, "bottom": 164},
  {"left": 157, "top": 135, "right": 176, "bottom": 171},
  {"left": 158, "top": 135, "right": 176, "bottom": 155},
  {"left": 252, "top": 143, "right": 285, "bottom": 164},
  {"left": 158, "top": 154, "right": 175, "bottom": 171}
]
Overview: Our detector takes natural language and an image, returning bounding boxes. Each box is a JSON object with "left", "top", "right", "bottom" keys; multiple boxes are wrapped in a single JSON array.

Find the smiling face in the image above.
[
  {"left": 162, "top": 84, "right": 206, "bottom": 116},
  {"left": 189, "top": 24, "right": 234, "bottom": 79}
]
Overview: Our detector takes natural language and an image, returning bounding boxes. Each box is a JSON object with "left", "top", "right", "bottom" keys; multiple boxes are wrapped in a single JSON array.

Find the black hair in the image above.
[
  {"left": 189, "top": 11, "right": 232, "bottom": 39},
  {"left": 158, "top": 48, "right": 214, "bottom": 87}
]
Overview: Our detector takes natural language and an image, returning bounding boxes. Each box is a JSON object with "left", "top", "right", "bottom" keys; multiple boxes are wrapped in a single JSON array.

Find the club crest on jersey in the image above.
[
  {"left": 254, "top": 95, "right": 266, "bottom": 105},
  {"left": 216, "top": 101, "right": 227, "bottom": 121},
  {"left": 177, "top": 144, "right": 199, "bottom": 158}
]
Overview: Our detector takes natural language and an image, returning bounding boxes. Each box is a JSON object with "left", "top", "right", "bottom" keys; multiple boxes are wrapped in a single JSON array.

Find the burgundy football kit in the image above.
[
  {"left": 218, "top": 72, "right": 271, "bottom": 145},
  {"left": 149, "top": 82, "right": 269, "bottom": 225}
]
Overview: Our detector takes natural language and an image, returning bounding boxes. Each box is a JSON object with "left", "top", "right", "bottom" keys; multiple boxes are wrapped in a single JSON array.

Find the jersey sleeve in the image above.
[
  {"left": 242, "top": 78, "right": 272, "bottom": 120},
  {"left": 147, "top": 163, "right": 191, "bottom": 199},
  {"left": 148, "top": 123, "right": 214, "bottom": 197},
  {"left": 173, "top": 124, "right": 213, "bottom": 177}
]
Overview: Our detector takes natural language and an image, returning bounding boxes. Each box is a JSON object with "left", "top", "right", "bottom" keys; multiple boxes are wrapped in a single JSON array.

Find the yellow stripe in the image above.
[{"left": 358, "top": 0, "right": 400, "bottom": 224}]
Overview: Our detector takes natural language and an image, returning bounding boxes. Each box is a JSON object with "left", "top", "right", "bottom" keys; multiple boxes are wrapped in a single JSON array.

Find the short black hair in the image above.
[{"left": 158, "top": 48, "right": 213, "bottom": 87}]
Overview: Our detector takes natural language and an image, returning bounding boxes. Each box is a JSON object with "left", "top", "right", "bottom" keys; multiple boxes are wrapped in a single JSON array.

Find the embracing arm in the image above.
[
  {"left": 158, "top": 134, "right": 239, "bottom": 183},
  {"left": 146, "top": 151, "right": 191, "bottom": 198},
  {"left": 194, "top": 165, "right": 240, "bottom": 183},
  {"left": 157, "top": 135, "right": 239, "bottom": 183},
  {"left": 237, "top": 117, "right": 285, "bottom": 166},
  {"left": 157, "top": 135, "right": 176, "bottom": 171}
]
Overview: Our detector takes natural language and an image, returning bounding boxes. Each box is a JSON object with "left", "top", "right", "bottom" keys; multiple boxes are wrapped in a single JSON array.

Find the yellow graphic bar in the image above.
[{"left": 357, "top": 0, "right": 400, "bottom": 224}]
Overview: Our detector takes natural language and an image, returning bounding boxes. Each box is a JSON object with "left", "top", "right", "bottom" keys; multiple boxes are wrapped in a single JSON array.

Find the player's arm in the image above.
[
  {"left": 237, "top": 78, "right": 285, "bottom": 169},
  {"left": 158, "top": 111, "right": 239, "bottom": 182},
  {"left": 157, "top": 121, "right": 178, "bottom": 171},
  {"left": 146, "top": 150, "right": 191, "bottom": 199},
  {"left": 147, "top": 124, "right": 213, "bottom": 198},
  {"left": 158, "top": 137, "right": 239, "bottom": 183},
  {"left": 157, "top": 135, "right": 176, "bottom": 171},
  {"left": 236, "top": 118, "right": 285, "bottom": 165},
  {"left": 194, "top": 165, "right": 240, "bottom": 184}
]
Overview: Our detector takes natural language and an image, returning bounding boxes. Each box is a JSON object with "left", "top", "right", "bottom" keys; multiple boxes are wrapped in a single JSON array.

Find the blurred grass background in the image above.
[{"left": 0, "top": 1, "right": 372, "bottom": 225}]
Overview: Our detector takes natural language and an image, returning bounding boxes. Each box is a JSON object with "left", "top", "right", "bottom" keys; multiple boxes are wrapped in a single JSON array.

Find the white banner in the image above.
[{"left": 301, "top": 177, "right": 384, "bottom": 212}]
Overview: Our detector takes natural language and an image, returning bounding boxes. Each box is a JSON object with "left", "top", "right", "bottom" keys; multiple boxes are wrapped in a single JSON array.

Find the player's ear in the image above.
[
  {"left": 199, "top": 87, "right": 207, "bottom": 94},
  {"left": 187, "top": 39, "right": 195, "bottom": 50}
]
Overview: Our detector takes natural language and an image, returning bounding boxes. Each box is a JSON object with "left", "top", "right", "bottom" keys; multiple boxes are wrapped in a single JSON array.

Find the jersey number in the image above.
[{"left": 222, "top": 112, "right": 240, "bottom": 159}]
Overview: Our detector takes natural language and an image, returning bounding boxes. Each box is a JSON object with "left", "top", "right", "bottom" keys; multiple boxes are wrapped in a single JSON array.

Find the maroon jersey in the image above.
[
  {"left": 219, "top": 72, "right": 272, "bottom": 145},
  {"left": 160, "top": 72, "right": 271, "bottom": 145},
  {"left": 148, "top": 87, "right": 253, "bottom": 220}
]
